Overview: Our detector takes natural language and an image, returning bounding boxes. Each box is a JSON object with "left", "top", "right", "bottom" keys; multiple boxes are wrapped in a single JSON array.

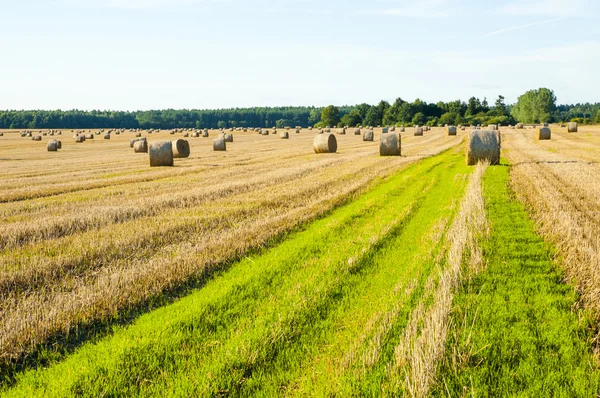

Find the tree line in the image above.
[{"left": 1, "top": 88, "right": 598, "bottom": 129}]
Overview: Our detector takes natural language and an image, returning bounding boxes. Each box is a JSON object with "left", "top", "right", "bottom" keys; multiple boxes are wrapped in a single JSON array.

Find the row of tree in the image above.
[{"left": 1, "top": 88, "right": 598, "bottom": 129}]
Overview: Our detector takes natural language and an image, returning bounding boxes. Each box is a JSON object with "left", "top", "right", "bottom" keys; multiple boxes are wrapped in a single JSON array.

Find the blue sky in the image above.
[{"left": 1, "top": 0, "right": 598, "bottom": 110}]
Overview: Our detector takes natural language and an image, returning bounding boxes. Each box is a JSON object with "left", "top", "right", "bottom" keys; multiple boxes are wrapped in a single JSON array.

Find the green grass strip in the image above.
[
  {"left": 3, "top": 149, "right": 468, "bottom": 397},
  {"left": 433, "top": 161, "right": 600, "bottom": 397}
]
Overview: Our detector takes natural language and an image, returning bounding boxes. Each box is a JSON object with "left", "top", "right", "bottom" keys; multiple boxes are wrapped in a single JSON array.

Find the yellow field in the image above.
[{"left": 0, "top": 127, "right": 462, "bottom": 362}]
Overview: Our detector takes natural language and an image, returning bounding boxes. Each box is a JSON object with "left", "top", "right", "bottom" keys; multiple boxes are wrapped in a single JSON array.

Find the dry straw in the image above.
[
  {"left": 414, "top": 127, "right": 424, "bottom": 136},
  {"left": 380, "top": 132, "right": 401, "bottom": 156},
  {"left": 149, "top": 141, "right": 173, "bottom": 166},
  {"left": 568, "top": 122, "right": 578, "bottom": 133},
  {"left": 213, "top": 136, "right": 226, "bottom": 151},
  {"left": 447, "top": 126, "right": 457, "bottom": 136},
  {"left": 280, "top": 131, "right": 289, "bottom": 139},
  {"left": 313, "top": 133, "right": 337, "bottom": 153},
  {"left": 363, "top": 130, "right": 374, "bottom": 141},
  {"left": 172, "top": 139, "right": 190, "bottom": 158},
  {"left": 537, "top": 127, "right": 551, "bottom": 140},
  {"left": 134, "top": 140, "right": 149, "bottom": 153},
  {"left": 466, "top": 130, "right": 500, "bottom": 165}
]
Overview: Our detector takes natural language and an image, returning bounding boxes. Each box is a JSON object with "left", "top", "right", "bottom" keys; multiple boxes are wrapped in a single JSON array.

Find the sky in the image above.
[{"left": 0, "top": 0, "right": 598, "bottom": 110}]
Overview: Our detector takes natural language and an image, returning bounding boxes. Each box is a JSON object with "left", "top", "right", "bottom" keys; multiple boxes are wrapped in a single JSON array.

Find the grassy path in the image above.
[
  {"left": 433, "top": 161, "right": 600, "bottom": 396},
  {"left": 3, "top": 148, "right": 472, "bottom": 396}
]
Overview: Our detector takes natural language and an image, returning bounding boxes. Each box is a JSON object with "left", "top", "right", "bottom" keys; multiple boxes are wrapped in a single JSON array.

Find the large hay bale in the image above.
[
  {"left": 466, "top": 130, "right": 500, "bottom": 166},
  {"left": 172, "top": 139, "right": 190, "bottom": 158},
  {"left": 149, "top": 141, "right": 173, "bottom": 166},
  {"left": 313, "top": 133, "right": 337, "bottom": 153},
  {"left": 363, "top": 130, "right": 374, "bottom": 141},
  {"left": 222, "top": 133, "right": 233, "bottom": 142},
  {"left": 537, "top": 127, "right": 551, "bottom": 140},
  {"left": 104, "top": 134, "right": 111, "bottom": 140},
  {"left": 47, "top": 140, "right": 60, "bottom": 151},
  {"left": 213, "top": 136, "right": 226, "bottom": 151},
  {"left": 380, "top": 132, "right": 401, "bottom": 156},
  {"left": 280, "top": 131, "right": 289, "bottom": 139},
  {"left": 568, "top": 122, "right": 578, "bottom": 133},
  {"left": 130, "top": 137, "right": 146, "bottom": 148},
  {"left": 447, "top": 126, "right": 457, "bottom": 136},
  {"left": 134, "top": 140, "right": 149, "bottom": 153},
  {"left": 354, "top": 128, "right": 361, "bottom": 135},
  {"left": 414, "top": 127, "right": 423, "bottom": 136}
]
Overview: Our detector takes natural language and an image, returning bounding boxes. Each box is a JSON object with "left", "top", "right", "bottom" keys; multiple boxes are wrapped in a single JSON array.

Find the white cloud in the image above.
[
  {"left": 357, "top": 0, "right": 451, "bottom": 18},
  {"left": 496, "top": 0, "right": 588, "bottom": 17},
  {"left": 481, "top": 17, "right": 564, "bottom": 37}
]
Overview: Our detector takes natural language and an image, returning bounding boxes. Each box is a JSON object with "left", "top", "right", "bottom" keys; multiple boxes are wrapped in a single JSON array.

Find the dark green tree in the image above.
[{"left": 321, "top": 105, "right": 340, "bottom": 127}]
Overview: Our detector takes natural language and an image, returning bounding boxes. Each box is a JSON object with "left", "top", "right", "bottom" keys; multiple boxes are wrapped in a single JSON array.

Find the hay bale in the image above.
[
  {"left": 222, "top": 133, "right": 233, "bottom": 142},
  {"left": 337, "top": 128, "right": 346, "bottom": 135},
  {"left": 447, "top": 126, "right": 457, "bottom": 136},
  {"left": 466, "top": 130, "right": 500, "bottom": 166},
  {"left": 295, "top": 129, "right": 300, "bottom": 134},
  {"left": 130, "top": 137, "right": 145, "bottom": 148},
  {"left": 0, "top": 132, "right": 3, "bottom": 136},
  {"left": 390, "top": 126, "right": 396, "bottom": 132},
  {"left": 381, "top": 127, "right": 389, "bottom": 134},
  {"left": 425, "top": 126, "right": 430, "bottom": 132},
  {"left": 537, "top": 127, "right": 551, "bottom": 140},
  {"left": 149, "top": 141, "right": 173, "bottom": 166},
  {"left": 183, "top": 132, "right": 189, "bottom": 137},
  {"left": 380, "top": 132, "right": 401, "bottom": 156},
  {"left": 32, "top": 135, "right": 42, "bottom": 141},
  {"left": 414, "top": 127, "right": 423, "bottom": 136},
  {"left": 280, "top": 131, "right": 289, "bottom": 139},
  {"left": 75, "top": 135, "right": 85, "bottom": 143},
  {"left": 461, "top": 126, "right": 466, "bottom": 131},
  {"left": 568, "top": 122, "right": 578, "bottom": 133},
  {"left": 172, "top": 139, "right": 190, "bottom": 158},
  {"left": 134, "top": 140, "right": 149, "bottom": 153},
  {"left": 400, "top": 126, "right": 405, "bottom": 132},
  {"left": 317, "top": 129, "right": 323, "bottom": 134},
  {"left": 363, "top": 130, "right": 374, "bottom": 141},
  {"left": 542, "top": 123, "right": 549, "bottom": 127},
  {"left": 516, "top": 123, "right": 524, "bottom": 129},
  {"left": 56, "top": 140, "right": 62, "bottom": 149},
  {"left": 213, "top": 136, "right": 226, "bottom": 151},
  {"left": 104, "top": 134, "right": 111, "bottom": 139},
  {"left": 261, "top": 130, "right": 269, "bottom": 136},
  {"left": 86, "top": 134, "right": 94, "bottom": 139},
  {"left": 487, "top": 124, "right": 498, "bottom": 131},
  {"left": 313, "top": 133, "right": 337, "bottom": 153},
  {"left": 354, "top": 128, "right": 361, "bottom": 135},
  {"left": 47, "top": 140, "right": 60, "bottom": 151}
]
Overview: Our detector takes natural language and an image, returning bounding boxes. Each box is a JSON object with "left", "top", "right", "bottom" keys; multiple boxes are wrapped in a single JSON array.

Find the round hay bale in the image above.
[
  {"left": 325, "top": 128, "right": 331, "bottom": 133},
  {"left": 172, "top": 139, "right": 190, "bottom": 158},
  {"left": 425, "top": 126, "right": 430, "bottom": 132},
  {"left": 380, "top": 132, "right": 401, "bottom": 156},
  {"left": 381, "top": 127, "right": 389, "bottom": 134},
  {"left": 0, "top": 132, "right": 3, "bottom": 136},
  {"left": 149, "top": 141, "right": 173, "bottom": 166},
  {"left": 516, "top": 123, "right": 524, "bottom": 129},
  {"left": 466, "top": 130, "right": 500, "bottom": 166},
  {"left": 308, "top": 126, "right": 313, "bottom": 131},
  {"left": 537, "top": 127, "right": 551, "bottom": 140},
  {"left": 295, "top": 129, "right": 300, "bottom": 134},
  {"left": 26, "top": 132, "right": 32, "bottom": 137},
  {"left": 280, "top": 131, "right": 289, "bottom": 139},
  {"left": 568, "top": 122, "right": 578, "bottom": 133},
  {"left": 487, "top": 124, "right": 498, "bottom": 131},
  {"left": 183, "top": 132, "right": 189, "bottom": 137},
  {"left": 104, "top": 134, "right": 111, "bottom": 139},
  {"left": 447, "top": 126, "right": 457, "bottom": 136},
  {"left": 317, "top": 129, "right": 323, "bottom": 134},
  {"left": 414, "top": 127, "right": 423, "bottom": 136},
  {"left": 86, "top": 134, "right": 94, "bottom": 140},
  {"left": 56, "top": 140, "right": 62, "bottom": 149},
  {"left": 390, "top": 126, "right": 396, "bottom": 132},
  {"left": 461, "top": 126, "right": 466, "bottom": 131},
  {"left": 75, "top": 135, "right": 85, "bottom": 143},
  {"left": 202, "top": 131, "right": 209, "bottom": 137},
  {"left": 313, "top": 133, "right": 337, "bottom": 154},
  {"left": 261, "top": 130, "right": 269, "bottom": 136},
  {"left": 363, "top": 130, "right": 374, "bottom": 141},
  {"left": 542, "top": 123, "right": 549, "bottom": 127},
  {"left": 222, "top": 133, "right": 233, "bottom": 142},
  {"left": 354, "top": 128, "right": 361, "bottom": 135},
  {"left": 192, "top": 132, "right": 199, "bottom": 138},
  {"left": 47, "top": 140, "right": 60, "bottom": 151},
  {"left": 337, "top": 128, "right": 346, "bottom": 135},
  {"left": 213, "top": 136, "right": 226, "bottom": 151},
  {"left": 400, "top": 126, "right": 405, "bottom": 132},
  {"left": 135, "top": 133, "right": 142, "bottom": 138},
  {"left": 32, "top": 135, "right": 42, "bottom": 141},
  {"left": 134, "top": 140, "right": 149, "bottom": 153}
]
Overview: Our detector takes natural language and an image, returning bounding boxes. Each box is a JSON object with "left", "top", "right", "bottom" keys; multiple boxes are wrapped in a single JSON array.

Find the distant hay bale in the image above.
[
  {"left": 414, "top": 127, "right": 423, "bottom": 136},
  {"left": 213, "top": 136, "right": 226, "bottom": 151},
  {"left": 354, "top": 128, "right": 361, "bottom": 135},
  {"left": 568, "top": 122, "right": 578, "bottom": 133},
  {"left": 363, "top": 130, "right": 374, "bottom": 141},
  {"left": 104, "top": 134, "right": 111, "bottom": 139},
  {"left": 380, "top": 132, "right": 401, "bottom": 156},
  {"left": 537, "top": 127, "right": 551, "bottom": 140},
  {"left": 222, "top": 133, "right": 233, "bottom": 142},
  {"left": 325, "top": 128, "right": 331, "bottom": 133},
  {"left": 313, "top": 133, "right": 337, "bottom": 153},
  {"left": 466, "top": 130, "right": 500, "bottom": 166},
  {"left": 447, "top": 126, "right": 457, "bottom": 136},
  {"left": 183, "top": 132, "right": 189, "bottom": 137},
  {"left": 425, "top": 126, "right": 430, "bottom": 131},
  {"left": 390, "top": 126, "right": 395, "bottom": 132},
  {"left": 543, "top": 123, "right": 549, "bottom": 127},
  {"left": 487, "top": 124, "right": 498, "bottom": 131},
  {"left": 337, "top": 128, "right": 346, "bottom": 135},
  {"left": 261, "top": 130, "right": 269, "bottom": 135},
  {"left": 149, "top": 141, "right": 173, "bottom": 166},
  {"left": 280, "top": 131, "right": 289, "bottom": 139},
  {"left": 0, "top": 132, "right": 3, "bottom": 136},
  {"left": 317, "top": 129, "right": 324, "bottom": 134},
  {"left": 32, "top": 136, "right": 42, "bottom": 141},
  {"left": 171, "top": 139, "right": 190, "bottom": 158},
  {"left": 516, "top": 123, "right": 524, "bottom": 129},
  {"left": 47, "top": 140, "right": 60, "bottom": 151},
  {"left": 75, "top": 135, "right": 85, "bottom": 143},
  {"left": 170, "top": 131, "right": 175, "bottom": 135},
  {"left": 192, "top": 132, "right": 200, "bottom": 137},
  {"left": 381, "top": 127, "right": 389, "bottom": 134},
  {"left": 308, "top": 126, "right": 313, "bottom": 130},
  {"left": 134, "top": 140, "right": 149, "bottom": 153},
  {"left": 295, "top": 129, "right": 300, "bottom": 134},
  {"left": 461, "top": 126, "right": 466, "bottom": 131},
  {"left": 400, "top": 126, "right": 405, "bottom": 132},
  {"left": 86, "top": 134, "right": 94, "bottom": 139},
  {"left": 130, "top": 137, "right": 145, "bottom": 148}
]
